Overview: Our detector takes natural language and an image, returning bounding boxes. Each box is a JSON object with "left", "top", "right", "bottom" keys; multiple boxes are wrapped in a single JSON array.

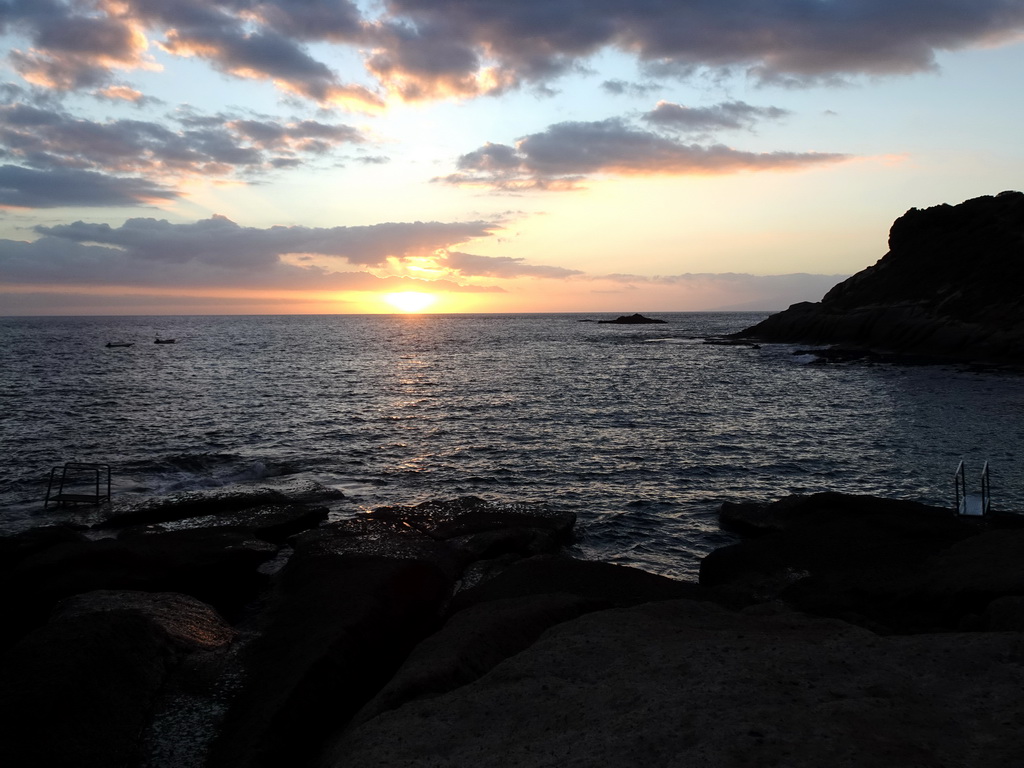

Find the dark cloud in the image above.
[
  {"left": 5, "top": 1, "right": 1023, "bottom": 104},
  {"left": 439, "top": 118, "right": 849, "bottom": 190},
  {"left": 252, "top": 0, "right": 365, "bottom": 41},
  {"left": 160, "top": 26, "right": 374, "bottom": 105},
  {"left": 2, "top": 214, "right": 504, "bottom": 291},
  {"left": 132, "top": 0, "right": 382, "bottom": 108},
  {"left": 642, "top": 101, "right": 790, "bottom": 133},
  {"left": 1, "top": 0, "right": 381, "bottom": 107},
  {"left": 34, "top": 214, "right": 501, "bottom": 267},
  {"left": 363, "top": 20, "right": 507, "bottom": 100},
  {"left": 4, "top": 0, "right": 149, "bottom": 91},
  {"left": 439, "top": 251, "right": 583, "bottom": 278},
  {"left": 0, "top": 233, "right": 503, "bottom": 293},
  {"left": 0, "top": 101, "right": 365, "bottom": 205},
  {"left": 379, "top": 0, "right": 1024, "bottom": 91},
  {"left": 601, "top": 79, "right": 661, "bottom": 97},
  {"left": 0, "top": 164, "right": 178, "bottom": 207}
]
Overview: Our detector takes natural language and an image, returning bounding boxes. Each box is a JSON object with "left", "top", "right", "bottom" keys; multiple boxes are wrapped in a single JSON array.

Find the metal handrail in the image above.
[
  {"left": 44, "top": 462, "right": 111, "bottom": 509},
  {"left": 954, "top": 460, "right": 991, "bottom": 516},
  {"left": 954, "top": 460, "right": 965, "bottom": 514},
  {"left": 980, "top": 460, "right": 991, "bottom": 514}
]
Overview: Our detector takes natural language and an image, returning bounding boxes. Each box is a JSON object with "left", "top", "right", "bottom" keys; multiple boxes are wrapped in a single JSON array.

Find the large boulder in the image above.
[
  {"left": 737, "top": 191, "right": 1024, "bottom": 364},
  {"left": 52, "top": 589, "right": 237, "bottom": 652},
  {"left": 208, "top": 551, "right": 451, "bottom": 768},
  {"left": 3, "top": 527, "right": 277, "bottom": 647},
  {"left": 702, "top": 493, "right": 1024, "bottom": 631},
  {"left": 0, "top": 606, "right": 180, "bottom": 767},
  {"left": 342, "top": 555, "right": 706, "bottom": 732},
  {"left": 325, "top": 599, "right": 1024, "bottom": 768},
  {"left": 450, "top": 554, "right": 703, "bottom": 612},
  {"left": 346, "top": 592, "right": 597, "bottom": 729},
  {"left": 209, "top": 499, "right": 580, "bottom": 768}
]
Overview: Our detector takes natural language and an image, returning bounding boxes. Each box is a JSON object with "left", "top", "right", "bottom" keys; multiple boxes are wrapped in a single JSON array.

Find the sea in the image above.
[{"left": 2, "top": 312, "right": 1021, "bottom": 580}]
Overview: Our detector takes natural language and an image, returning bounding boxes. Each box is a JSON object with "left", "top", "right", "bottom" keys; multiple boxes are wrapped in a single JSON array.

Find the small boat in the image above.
[
  {"left": 154, "top": 338, "right": 176, "bottom": 344},
  {"left": 105, "top": 342, "right": 133, "bottom": 348}
]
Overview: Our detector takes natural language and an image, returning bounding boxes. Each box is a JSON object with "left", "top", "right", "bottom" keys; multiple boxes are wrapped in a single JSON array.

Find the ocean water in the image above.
[{"left": 2, "top": 312, "right": 1021, "bottom": 579}]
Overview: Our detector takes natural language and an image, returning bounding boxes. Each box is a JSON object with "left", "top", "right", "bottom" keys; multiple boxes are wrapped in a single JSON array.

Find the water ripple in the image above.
[{"left": 2, "top": 313, "right": 1022, "bottom": 578}]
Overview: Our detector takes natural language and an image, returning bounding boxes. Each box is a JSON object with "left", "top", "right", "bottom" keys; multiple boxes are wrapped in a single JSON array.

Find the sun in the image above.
[{"left": 383, "top": 291, "right": 437, "bottom": 313}]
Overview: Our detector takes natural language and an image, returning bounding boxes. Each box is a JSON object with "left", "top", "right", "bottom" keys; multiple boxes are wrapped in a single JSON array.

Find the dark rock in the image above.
[
  {"left": 904, "top": 529, "right": 1024, "bottom": 624},
  {"left": 717, "top": 492, "right": 964, "bottom": 538},
  {"left": 206, "top": 498, "right": 585, "bottom": 767},
  {"left": 342, "top": 556, "right": 704, "bottom": 733},
  {"left": 985, "top": 595, "right": 1024, "bottom": 630},
  {"left": 0, "top": 610, "right": 177, "bottom": 768},
  {"left": 289, "top": 497, "right": 577, "bottom": 583},
  {"left": 737, "top": 191, "right": 1024, "bottom": 365},
  {"left": 208, "top": 551, "right": 451, "bottom": 768},
  {"left": 52, "top": 590, "right": 237, "bottom": 652},
  {"left": 451, "top": 554, "right": 703, "bottom": 613},
  {"left": 598, "top": 313, "right": 667, "bottom": 324},
  {"left": 704, "top": 493, "right": 1024, "bottom": 632},
  {"left": 368, "top": 495, "right": 576, "bottom": 543},
  {"left": 128, "top": 503, "right": 329, "bottom": 544},
  {"left": 97, "top": 487, "right": 294, "bottom": 528},
  {"left": 326, "top": 599, "right": 1024, "bottom": 768},
  {"left": 0, "top": 524, "right": 88, "bottom": 575},
  {"left": 4, "top": 527, "right": 277, "bottom": 646},
  {"left": 346, "top": 593, "right": 597, "bottom": 729}
]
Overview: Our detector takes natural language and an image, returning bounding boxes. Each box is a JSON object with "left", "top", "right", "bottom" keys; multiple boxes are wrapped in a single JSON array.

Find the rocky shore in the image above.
[
  {"left": 737, "top": 191, "right": 1024, "bottom": 366},
  {"left": 2, "top": 490, "right": 1024, "bottom": 767}
]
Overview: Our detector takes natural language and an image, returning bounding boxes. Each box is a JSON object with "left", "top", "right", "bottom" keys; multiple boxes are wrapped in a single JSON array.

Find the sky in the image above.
[{"left": 1, "top": 1, "right": 1023, "bottom": 315}]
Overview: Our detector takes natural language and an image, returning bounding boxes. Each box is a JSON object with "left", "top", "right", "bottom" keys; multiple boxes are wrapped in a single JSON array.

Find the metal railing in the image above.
[
  {"left": 44, "top": 462, "right": 111, "bottom": 509},
  {"left": 954, "top": 460, "right": 990, "bottom": 516}
]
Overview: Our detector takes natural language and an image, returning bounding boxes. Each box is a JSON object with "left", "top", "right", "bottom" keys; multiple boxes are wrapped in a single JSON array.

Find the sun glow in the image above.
[{"left": 383, "top": 291, "right": 436, "bottom": 312}]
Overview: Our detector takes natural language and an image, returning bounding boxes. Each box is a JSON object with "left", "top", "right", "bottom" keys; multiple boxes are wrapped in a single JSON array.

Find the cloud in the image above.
[
  {"left": 363, "top": 20, "right": 517, "bottom": 101},
  {"left": 158, "top": 25, "right": 381, "bottom": 109},
  {"left": 6, "top": 4, "right": 151, "bottom": 91},
  {"left": 94, "top": 85, "right": 158, "bottom": 105},
  {"left": 380, "top": 0, "right": 1024, "bottom": 88},
  {"left": 0, "top": 164, "right": 178, "bottom": 207},
  {"left": 439, "top": 251, "right": 583, "bottom": 278},
  {"left": 598, "top": 271, "right": 847, "bottom": 310},
  {"left": 133, "top": 0, "right": 382, "bottom": 109},
  {"left": 1, "top": 213, "right": 506, "bottom": 295},
  {"left": 642, "top": 101, "right": 790, "bottom": 133},
  {"left": 0, "top": 100, "right": 366, "bottom": 206},
  {"left": 4, "top": 1, "right": 1024, "bottom": 104},
  {"left": 2, "top": 0, "right": 381, "bottom": 108},
  {"left": 438, "top": 118, "right": 849, "bottom": 190},
  {"left": 601, "top": 79, "right": 661, "bottom": 97},
  {"left": 27, "top": 213, "right": 500, "bottom": 268}
]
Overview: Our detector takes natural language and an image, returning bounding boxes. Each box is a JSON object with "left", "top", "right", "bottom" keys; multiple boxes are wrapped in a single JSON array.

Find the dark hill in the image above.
[{"left": 737, "top": 191, "right": 1024, "bottom": 364}]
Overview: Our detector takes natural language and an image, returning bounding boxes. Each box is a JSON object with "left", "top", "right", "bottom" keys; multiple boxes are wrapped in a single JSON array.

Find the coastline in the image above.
[{"left": 3, "top": 490, "right": 1023, "bottom": 766}]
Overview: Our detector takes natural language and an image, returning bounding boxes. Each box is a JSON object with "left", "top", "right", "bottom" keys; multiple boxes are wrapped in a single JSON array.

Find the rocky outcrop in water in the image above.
[
  {"left": 737, "top": 191, "right": 1024, "bottom": 364},
  {"left": 598, "top": 313, "right": 667, "bottom": 324}
]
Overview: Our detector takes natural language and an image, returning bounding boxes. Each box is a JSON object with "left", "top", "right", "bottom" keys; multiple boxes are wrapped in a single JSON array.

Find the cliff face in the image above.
[{"left": 739, "top": 191, "right": 1024, "bottom": 363}]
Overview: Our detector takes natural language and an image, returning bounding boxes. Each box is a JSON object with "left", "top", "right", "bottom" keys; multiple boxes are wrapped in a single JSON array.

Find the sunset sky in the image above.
[{"left": 2, "top": 1, "right": 1023, "bottom": 315}]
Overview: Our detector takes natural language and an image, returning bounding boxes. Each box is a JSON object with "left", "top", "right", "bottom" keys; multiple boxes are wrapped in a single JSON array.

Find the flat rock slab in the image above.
[{"left": 328, "top": 600, "right": 1024, "bottom": 768}]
